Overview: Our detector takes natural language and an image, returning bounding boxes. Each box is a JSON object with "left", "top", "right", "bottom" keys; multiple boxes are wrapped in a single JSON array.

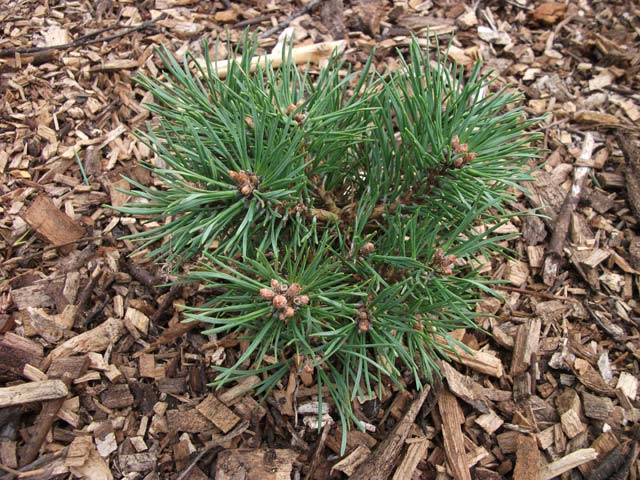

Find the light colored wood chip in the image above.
[
  {"left": 198, "top": 41, "right": 346, "bottom": 80},
  {"left": 511, "top": 318, "right": 542, "bottom": 376},
  {"left": 47, "top": 318, "right": 125, "bottom": 362},
  {"left": 560, "top": 409, "right": 586, "bottom": 438},
  {"left": 332, "top": 445, "right": 372, "bottom": 477},
  {"left": 438, "top": 387, "right": 471, "bottom": 480},
  {"left": 540, "top": 448, "right": 598, "bottom": 479},
  {"left": 616, "top": 372, "right": 638, "bottom": 400},
  {"left": 475, "top": 411, "right": 504, "bottom": 435},
  {"left": 0, "top": 379, "right": 68, "bottom": 407},
  {"left": 392, "top": 438, "right": 429, "bottom": 480},
  {"left": 125, "top": 307, "right": 149, "bottom": 335}
]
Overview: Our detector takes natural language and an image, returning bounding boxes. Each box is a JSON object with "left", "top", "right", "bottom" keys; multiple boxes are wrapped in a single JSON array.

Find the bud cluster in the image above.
[
  {"left": 433, "top": 247, "right": 458, "bottom": 275},
  {"left": 451, "top": 135, "right": 477, "bottom": 168},
  {"left": 259, "top": 279, "right": 309, "bottom": 321},
  {"left": 286, "top": 100, "right": 306, "bottom": 125},
  {"left": 228, "top": 170, "right": 260, "bottom": 197},
  {"left": 357, "top": 305, "right": 371, "bottom": 332}
]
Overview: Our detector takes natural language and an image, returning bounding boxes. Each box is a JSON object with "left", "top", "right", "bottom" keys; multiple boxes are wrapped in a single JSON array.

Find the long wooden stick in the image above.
[{"left": 199, "top": 40, "right": 346, "bottom": 80}]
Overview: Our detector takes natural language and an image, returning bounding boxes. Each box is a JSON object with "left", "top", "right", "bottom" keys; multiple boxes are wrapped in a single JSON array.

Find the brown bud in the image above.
[
  {"left": 358, "top": 318, "right": 370, "bottom": 332},
  {"left": 286, "top": 283, "right": 301, "bottom": 297},
  {"left": 259, "top": 288, "right": 275, "bottom": 300},
  {"left": 270, "top": 279, "right": 281, "bottom": 290},
  {"left": 272, "top": 295, "right": 288, "bottom": 310},
  {"left": 453, "top": 157, "right": 465, "bottom": 168},
  {"left": 240, "top": 185, "right": 253, "bottom": 196},
  {"left": 451, "top": 135, "right": 460, "bottom": 150},
  {"left": 359, "top": 310, "right": 369, "bottom": 320},
  {"left": 359, "top": 242, "right": 375, "bottom": 256},
  {"left": 294, "top": 295, "right": 310, "bottom": 306},
  {"left": 458, "top": 143, "right": 468, "bottom": 154},
  {"left": 228, "top": 170, "right": 249, "bottom": 186},
  {"left": 283, "top": 307, "right": 295, "bottom": 318}
]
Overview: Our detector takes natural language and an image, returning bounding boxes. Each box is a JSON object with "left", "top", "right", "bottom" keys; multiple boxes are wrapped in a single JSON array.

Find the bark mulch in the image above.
[{"left": 0, "top": 0, "right": 639, "bottom": 478}]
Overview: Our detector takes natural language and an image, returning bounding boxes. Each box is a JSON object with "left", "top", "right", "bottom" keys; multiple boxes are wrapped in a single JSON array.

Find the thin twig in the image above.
[
  {"left": 234, "top": 15, "right": 270, "bottom": 28},
  {"left": 496, "top": 285, "right": 580, "bottom": 302},
  {"left": 0, "top": 15, "right": 165, "bottom": 58}
]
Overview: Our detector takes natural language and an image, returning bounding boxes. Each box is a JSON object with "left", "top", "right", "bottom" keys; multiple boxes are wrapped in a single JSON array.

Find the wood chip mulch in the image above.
[{"left": 1, "top": 0, "right": 639, "bottom": 479}]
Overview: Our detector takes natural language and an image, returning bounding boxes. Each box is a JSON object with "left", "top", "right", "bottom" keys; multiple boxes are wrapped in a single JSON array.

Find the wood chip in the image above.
[
  {"left": 166, "top": 410, "right": 212, "bottom": 433},
  {"left": 215, "top": 449, "right": 298, "bottom": 480},
  {"left": 513, "top": 434, "right": 540, "bottom": 480},
  {"left": 196, "top": 395, "right": 240, "bottom": 433},
  {"left": 615, "top": 372, "right": 638, "bottom": 400},
  {"left": 21, "top": 194, "right": 85, "bottom": 254},
  {"left": 332, "top": 445, "right": 372, "bottom": 477},
  {"left": 0, "top": 333, "right": 44, "bottom": 377},
  {"left": 510, "top": 318, "right": 541, "bottom": 376},
  {"left": 437, "top": 387, "right": 471, "bottom": 480},
  {"left": 47, "top": 318, "right": 125, "bottom": 363},
  {"left": 0, "top": 379, "right": 68, "bottom": 407},
  {"left": 560, "top": 409, "right": 586, "bottom": 439},
  {"left": 392, "top": 437, "right": 430, "bottom": 480},
  {"left": 475, "top": 411, "right": 504, "bottom": 435},
  {"left": 540, "top": 448, "right": 598, "bottom": 479}
]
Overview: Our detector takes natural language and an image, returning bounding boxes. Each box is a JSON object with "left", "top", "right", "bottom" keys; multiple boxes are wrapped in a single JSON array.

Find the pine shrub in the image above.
[{"left": 116, "top": 36, "right": 541, "bottom": 451}]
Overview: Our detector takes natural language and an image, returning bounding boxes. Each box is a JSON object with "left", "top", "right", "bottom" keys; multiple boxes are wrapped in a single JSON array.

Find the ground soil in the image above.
[{"left": 1, "top": 0, "right": 639, "bottom": 479}]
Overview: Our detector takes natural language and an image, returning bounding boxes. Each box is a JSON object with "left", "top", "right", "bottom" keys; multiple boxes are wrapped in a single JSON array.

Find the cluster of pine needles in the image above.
[{"left": 115, "top": 35, "right": 541, "bottom": 451}]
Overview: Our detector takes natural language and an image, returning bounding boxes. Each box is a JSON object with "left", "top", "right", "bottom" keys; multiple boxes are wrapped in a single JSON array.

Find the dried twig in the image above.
[
  {"left": 0, "top": 16, "right": 165, "bottom": 58},
  {"left": 543, "top": 133, "right": 595, "bottom": 286}
]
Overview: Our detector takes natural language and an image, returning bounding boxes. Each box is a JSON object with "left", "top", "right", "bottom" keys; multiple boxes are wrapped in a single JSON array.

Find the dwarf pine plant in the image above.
[{"left": 116, "top": 36, "right": 540, "bottom": 451}]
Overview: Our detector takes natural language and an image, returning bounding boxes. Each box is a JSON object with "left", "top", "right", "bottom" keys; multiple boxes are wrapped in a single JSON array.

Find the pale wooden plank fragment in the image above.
[
  {"left": 437, "top": 388, "right": 471, "bottom": 480},
  {"left": 0, "top": 379, "right": 68, "bottom": 407},
  {"left": 540, "top": 448, "right": 598, "bottom": 480},
  {"left": 510, "top": 318, "right": 542, "bottom": 376},
  {"left": 392, "top": 438, "right": 430, "bottom": 480}
]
